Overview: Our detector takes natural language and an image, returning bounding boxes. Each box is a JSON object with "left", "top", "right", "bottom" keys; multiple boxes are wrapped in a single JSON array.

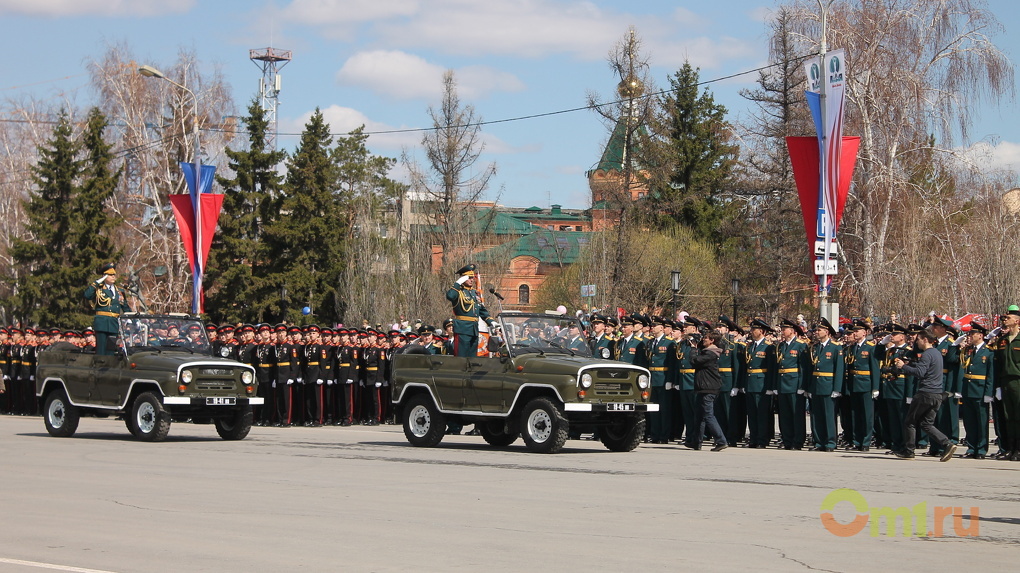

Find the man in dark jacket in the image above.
[
  {"left": 895, "top": 328, "right": 956, "bottom": 461},
  {"left": 689, "top": 331, "right": 728, "bottom": 451}
]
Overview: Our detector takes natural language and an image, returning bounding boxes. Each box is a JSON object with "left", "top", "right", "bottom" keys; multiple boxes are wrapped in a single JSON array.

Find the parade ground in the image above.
[{"left": 1, "top": 415, "right": 1017, "bottom": 572}]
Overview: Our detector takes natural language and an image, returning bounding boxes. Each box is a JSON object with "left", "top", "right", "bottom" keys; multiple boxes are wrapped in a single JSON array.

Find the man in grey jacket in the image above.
[{"left": 894, "top": 328, "right": 957, "bottom": 461}]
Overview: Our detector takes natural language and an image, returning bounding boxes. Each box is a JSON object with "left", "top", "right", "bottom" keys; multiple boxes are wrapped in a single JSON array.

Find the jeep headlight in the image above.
[
  {"left": 580, "top": 373, "right": 593, "bottom": 388},
  {"left": 637, "top": 374, "right": 649, "bottom": 389},
  {"left": 180, "top": 370, "right": 193, "bottom": 384},
  {"left": 241, "top": 370, "right": 254, "bottom": 385}
]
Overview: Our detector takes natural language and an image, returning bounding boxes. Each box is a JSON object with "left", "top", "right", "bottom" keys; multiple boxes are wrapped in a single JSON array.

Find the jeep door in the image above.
[
  {"left": 91, "top": 353, "right": 128, "bottom": 407},
  {"left": 427, "top": 355, "right": 469, "bottom": 410},
  {"left": 465, "top": 356, "right": 505, "bottom": 413},
  {"left": 60, "top": 351, "right": 94, "bottom": 403}
]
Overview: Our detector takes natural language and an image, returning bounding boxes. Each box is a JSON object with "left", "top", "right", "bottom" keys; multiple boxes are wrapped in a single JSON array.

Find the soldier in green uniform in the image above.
[
  {"left": 807, "top": 318, "right": 844, "bottom": 451},
  {"left": 844, "top": 320, "right": 881, "bottom": 451},
  {"left": 646, "top": 316, "right": 676, "bottom": 444},
  {"left": 615, "top": 316, "right": 647, "bottom": 366},
  {"left": 675, "top": 317, "right": 701, "bottom": 447},
  {"left": 742, "top": 318, "right": 777, "bottom": 448},
  {"left": 716, "top": 316, "right": 745, "bottom": 444},
  {"left": 958, "top": 322, "right": 994, "bottom": 458},
  {"left": 928, "top": 317, "right": 961, "bottom": 456},
  {"left": 83, "top": 263, "right": 131, "bottom": 355},
  {"left": 990, "top": 307, "right": 1020, "bottom": 460},
  {"left": 446, "top": 264, "right": 493, "bottom": 358},
  {"left": 875, "top": 323, "right": 912, "bottom": 454},
  {"left": 776, "top": 318, "right": 811, "bottom": 449}
]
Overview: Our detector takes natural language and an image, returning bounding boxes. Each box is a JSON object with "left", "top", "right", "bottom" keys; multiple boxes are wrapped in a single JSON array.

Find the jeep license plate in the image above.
[
  {"left": 608, "top": 403, "right": 635, "bottom": 411},
  {"left": 206, "top": 397, "right": 236, "bottom": 406}
]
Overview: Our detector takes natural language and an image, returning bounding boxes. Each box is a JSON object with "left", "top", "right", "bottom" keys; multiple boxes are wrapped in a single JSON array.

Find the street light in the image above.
[
  {"left": 139, "top": 64, "right": 203, "bottom": 316},
  {"left": 671, "top": 270, "right": 682, "bottom": 319},
  {"left": 730, "top": 278, "right": 741, "bottom": 325}
]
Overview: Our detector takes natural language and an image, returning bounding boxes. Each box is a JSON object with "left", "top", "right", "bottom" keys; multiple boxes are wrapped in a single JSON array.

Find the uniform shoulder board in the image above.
[
  {"left": 947, "top": 335, "right": 956, "bottom": 344},
  {"left": 865, "top": 340, "right": 876, "bottom": 346},
  {"left": 797, "top": 336, "right": 810, "bottom": 343},
  {"left": 734, "top": 340, "right": 747, "bottom": 347},
  {"left": 833, "top": 341, "right": 843, "bottom": 346}
]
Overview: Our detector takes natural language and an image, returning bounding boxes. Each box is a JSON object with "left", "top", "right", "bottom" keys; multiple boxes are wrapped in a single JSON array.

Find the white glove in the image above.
[
  {"left": 879, "top": 335, "right": 892, "bottom": 345},
  {"left": 995, "top": 388, "right": 1003, "bottom": 400},
  {"left": 29, "top": 375, "right": 34, "bottom": 381},
  {"left": 831, "top": 392, "right": 841, "bottom": 398},
  {"left": 271, "top": 381, "right": 276, "bottom": 389},
  {"left": 739, "top": 388, "right": 746, "bottom": 394},
  {"left": 346, "top": 379, "right": 354, "bottom": 385},
  {"left": 456, "top": 275, "right": 471, "bottom": 285},
  {"left": 796, "top": 389, "right": 805, "bottom": 395},
  {"left": 296, "top": 377, "right": 303, "bottom": 383},
  {"left": 730, "top": 388, "right": 739, "bottom": 397},
  {"left": 953, "top": 392, "right": 962, "bottom": 399},
  {"left": 374, "top": 382, "right": 382, "bottom": 388},
  {"left": 3, "top": 375, "right": 8, "bottom": 381},
  {"left": 805, "top": 392, "right": 813, "bottom": 399},
  {"left": 766, "top": 390, "right": 776, "bottom": 395},
  {"left": 316, "top": 378, "right": 323, "bottom": 385},
  {"left": 327, "top": 379, "right": 334, "bottom": 385},
  {"left": 906, "top": 397, "right": 912, "bottom": 404},
  {"left": 665, "top": 382, "right": 673, "bottom": 390},
  {"left": 872, "top": 390, "right": 880, "bottom": 399},
  {"left": 984, "top": 395, "right": 994, "bottom": 403},
  {"left": 287, "top": 379, "right": 293, "bottom": 385},
  {"left": 95, "top": 277, "right": 105, "bottom": 284}
]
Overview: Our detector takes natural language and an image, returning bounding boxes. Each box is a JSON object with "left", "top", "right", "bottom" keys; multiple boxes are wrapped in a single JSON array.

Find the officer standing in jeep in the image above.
[
  {"left": 446, "top": 264, "right": 493, "bottom": 358},
  {"left": 83, "top": 263, "right": 131, "bottom": 355}
]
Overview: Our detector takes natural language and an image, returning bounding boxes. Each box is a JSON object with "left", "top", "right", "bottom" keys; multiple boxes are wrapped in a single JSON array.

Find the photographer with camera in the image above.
[
  {"left": 894, "top": 328, "right": 956, "bottom": 461},
  {"left": 688, "top": 331, "right": 728, "bottom": 451}
]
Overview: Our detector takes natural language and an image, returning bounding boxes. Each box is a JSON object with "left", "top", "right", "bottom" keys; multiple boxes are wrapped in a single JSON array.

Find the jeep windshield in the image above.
[
  {"left": 119, "top": 315, "right": 211, "bottom": 356},
  {"left": 500, "top": 313, "right": 592, "bottom": 358}
]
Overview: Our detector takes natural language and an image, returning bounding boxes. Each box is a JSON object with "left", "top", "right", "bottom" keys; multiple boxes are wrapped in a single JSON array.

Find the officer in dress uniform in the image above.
[
  {"left": 674, "top": 317, "right": 701, "bottom": 446},
  {"left": 335, "top": 329, "right": 359, "bottom": 426},
  {"left": 808, "top": 318, "right": 844, "bottom": 451},
  {"left": 957, "top": 322, "right": 994, "bottom": 458},
  {"left": 253, "top": 324, "right": 277, "bottom": 426},
  {"left": 646, "top": 316, "right": 676, "bottom": 444},
  {"left": 588, "top": 314, "right": 615, "bottom": 359},
  {"left": 301, "top": 325, "right": 325, "bottom": 426},
  {"left": 446, "top": 264, "right": 493, "bottom": 358},
  {"left": 275, "top": 325, "right": 297, "bottom": 427},
  {"left": 615, "top": 316, "right": 647, "bottom": 366},
  {"left": 715, "top": 316, "right": 741, "bottom": 442},
  {"left": 928, "top": 316, "right": 961, "bottom": 456},
  {"left": 990, "top": 307, "right": 1020, "bottom": 460},
  {"left": 844, "top": 320, "right": 880, "bottom": 451},
  {"left": 83, "top": 263, "right": 131, "bottom": 355},
  {"left": 875, "top": 323, "right": 912, "bottom": 454},
  {"left": 742, "top": 319, "right": 777, "bottom": 448},
  {"left": 776, "top": 318, "right": 811, "bottom": 449}
]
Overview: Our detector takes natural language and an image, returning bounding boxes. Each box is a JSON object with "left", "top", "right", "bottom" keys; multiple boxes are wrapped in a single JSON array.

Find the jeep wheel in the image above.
[
  {"left": 130, "top": 392, "right": 171, "bottom": 442},
  {"left": 478, "top": 419, "right": 519, "bottom": 447},
  {"left": 520, "top": 397, "right": 568, "bottom": 453},
  {"left": 402, "top": 394, "right": 446, "bottom": 447},
  {"left": 214, "top": 407, "right": 253, "bottom": 440},
  {"left": 601, "top": 415, "right": 645, "bottom": 452},
  {"left": 43, "top": 390, "right": 80, "bottom": 438}
]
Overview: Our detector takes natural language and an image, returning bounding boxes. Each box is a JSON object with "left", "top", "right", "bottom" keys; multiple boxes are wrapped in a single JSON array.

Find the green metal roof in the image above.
[
  {"left": 416, "top": 208, "right": 538, "bottom": 235},
  {"left": 474, "top": 229, "right": 591, "bottom": 265},
  {"left": 588, "top": 118, "right": 648, "bottom": 175}
]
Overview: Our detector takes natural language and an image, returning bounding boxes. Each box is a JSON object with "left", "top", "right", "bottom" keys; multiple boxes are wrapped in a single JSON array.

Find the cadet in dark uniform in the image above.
[
  {"left": 956, "top": 322, "right": 993, "bottom": 458},
  {"left": 446, "top": 264, "right": 493, "bottom": 358},
  {"left": 616, "top": 316, "right": 647, "bottom": 366},
  {"left": 844, "top": 320, "right": 880, "bottom": 451},
  {"left": 743, "top": 319, "right": 778, "bottom": 448},
  {"left": 718, "top": 316, "right": 747, "bottom": 445},
  {"left": 83, "top": 263, "right": 131, "bottom": 355},
  {"left": 646, "top": 316, "right": 676, "bottom": 444},
  {"left": 808, "top": 318, "right": 844, "bottom": 451},
  {"left": 776, "top": 318, "right": 810, "bottom": 449},
  {"left": 875, "top": 323, "right": 912, "bottom": 454}
]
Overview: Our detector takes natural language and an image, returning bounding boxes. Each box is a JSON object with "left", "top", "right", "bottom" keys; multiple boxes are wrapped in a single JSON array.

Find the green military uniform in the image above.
[
  {"left": 931, "top": 318, "right": 961, "bottom": 454},
  {"left": 445, "top": 264, "right": 492, "bottom": 358},
  {"left": 844, "top": 322, "right": 880, "bottom": 450},
  {"left": 742, "top": 319, "right": 777, "bottom": 448},
  {"left": 875, "top": 326, "right": 912, "bottom": 453},
  {"left": 960, "top": 325, "right": 994, "bottom": 457},
  {"left": 991, "top": 311, "right": 1020, "bottom": 459},
  {"left": 807, "top": 318, "right": 844, "bottom": 451},
  {"left": 646, "top": 329, "right": 676, "bottom": 443},
  {"left": 83, "top": 263, "right": 130, "bottom": 355},
  {"left": 674, "top": 332, "right": 698, "bottom": 446},
  {"left": 775, "top": 319, "right": 811, "bottom": 449}
]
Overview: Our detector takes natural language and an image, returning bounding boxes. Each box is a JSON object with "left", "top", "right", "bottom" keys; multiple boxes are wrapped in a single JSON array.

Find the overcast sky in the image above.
[{"left": 1, "top": 0, "right": 1016, "bottom": 208}]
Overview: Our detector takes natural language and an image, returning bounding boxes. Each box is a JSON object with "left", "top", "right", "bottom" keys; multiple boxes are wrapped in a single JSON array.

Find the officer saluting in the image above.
[
  {"left": 83, "top": 263, "right": 131, "bottom": 355},
  {"left": 446, "top": 264, "right": 493, "bottom": 358}
]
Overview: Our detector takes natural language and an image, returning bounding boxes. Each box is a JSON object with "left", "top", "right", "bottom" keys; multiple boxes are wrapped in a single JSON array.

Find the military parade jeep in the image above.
[
  {"left": 35, "top": 313, "right": 261, "bottom": 442},
  {"left": 392, "top": 313, "right": 656, "bottom": 453}
]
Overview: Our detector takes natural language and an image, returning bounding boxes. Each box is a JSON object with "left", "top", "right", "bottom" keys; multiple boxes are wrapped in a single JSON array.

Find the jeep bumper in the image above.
[
  {"left": 162, "top": 397, "right": 265, "bottom": 406},
  {"left": 564, "top": 403, "right": 659, "bottom": 412}
]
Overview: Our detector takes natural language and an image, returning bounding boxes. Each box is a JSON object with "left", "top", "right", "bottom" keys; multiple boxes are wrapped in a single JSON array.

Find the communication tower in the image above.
[{"left": 249, "top": 47, "right": 292, "bottom": 148}]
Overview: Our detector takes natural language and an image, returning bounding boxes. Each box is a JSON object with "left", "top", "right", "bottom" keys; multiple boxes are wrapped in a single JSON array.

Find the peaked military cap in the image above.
[
  {"left": 779, "top": 318, "right": 804, "bottom": 336},
  {"left": 749, "top": 318, "right": 773, "bottom": 334},
  {"left": 814, "top": 317, "right": 838, "bottom": 337},
  {"left": 456, "top": 264, "right": 477, "bottom": 277}
]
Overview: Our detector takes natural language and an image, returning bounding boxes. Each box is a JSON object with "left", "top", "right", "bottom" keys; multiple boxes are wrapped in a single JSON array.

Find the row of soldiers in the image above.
[
  {"left": 0, "top": 327, "right": 98, "bottom": 415},
  {"left": 208, "top": 322, "right": 452, "bottom": 428},
  {"left": 584, "top": 311, "right": 1012, "bottom": 459}
]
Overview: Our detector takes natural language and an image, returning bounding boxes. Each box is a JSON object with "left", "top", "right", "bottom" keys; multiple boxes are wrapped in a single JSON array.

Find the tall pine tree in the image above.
[
  {"left": 9, "top": 108, "right": 121, "bottom": 327},
  {"left": 265, "top": 109, "right": 347, "bottom": 324},
  {"left": 644, "top": 61, "right": 738, "bottom": 242},
  {"left": 207, "top": 100, "right": 287, "bottom": 323}
]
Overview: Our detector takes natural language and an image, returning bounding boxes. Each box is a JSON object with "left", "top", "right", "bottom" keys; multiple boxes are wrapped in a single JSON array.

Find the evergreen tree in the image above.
[
  {"left": 9, "top": 108, "right": 121, "bottom": 327},
  {"left": 265, "top": 109, "right": 346, "bottom": 324},
  {"left": 645, "top": 61, "right": 738, "bottom": 242},
  {"left": 207, "top": 100, "right": 287, "bottom": 324}
]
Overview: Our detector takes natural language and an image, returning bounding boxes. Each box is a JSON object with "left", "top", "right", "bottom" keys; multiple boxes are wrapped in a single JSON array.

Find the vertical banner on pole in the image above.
[{"left": 174, "top": 162, "right": 219, "bottom": 313}]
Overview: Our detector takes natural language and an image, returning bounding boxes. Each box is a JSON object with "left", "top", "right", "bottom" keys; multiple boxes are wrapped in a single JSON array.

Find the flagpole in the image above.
[{"left": 817, "top": 0, "right": 833, "bottom": 323}]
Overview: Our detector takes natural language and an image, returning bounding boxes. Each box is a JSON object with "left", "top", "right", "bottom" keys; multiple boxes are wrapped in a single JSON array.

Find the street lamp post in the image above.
[
  {"left": 139, "top": 64, "right": 203, "bottom": 316},
  {"left": 671, "top": 270, "right": 682, "bottom": 320},
  {"left": 731, "top": 278, "right": 741, "bottom": 325}
]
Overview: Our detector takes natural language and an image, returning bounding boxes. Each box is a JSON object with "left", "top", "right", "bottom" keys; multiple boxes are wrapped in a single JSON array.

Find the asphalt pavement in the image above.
[{"left": 1, "top": 415, "right": 1018, "bottom": 572}]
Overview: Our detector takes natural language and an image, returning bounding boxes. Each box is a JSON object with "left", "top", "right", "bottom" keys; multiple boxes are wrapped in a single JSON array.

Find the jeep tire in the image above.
[
  {"left": 214, "top": 406, "right": 253, "bottom": 440},
  {"left": 478, "top": 419, "right": 519, "bottom": 447},
  {"left": 520, "top": 397, "right": 569, "bottom": 453},
  {"left": 130, "top": 391, "right": 171, "bottom": 442},
  {"left": 402, "top": 394, "right": 446, "bottom": 447},
  {"left": 600, "top": 415, "right": 645, "bottom": 452},
  {"left": 43, "top": 389, "right": 80, "bottom": 438}
]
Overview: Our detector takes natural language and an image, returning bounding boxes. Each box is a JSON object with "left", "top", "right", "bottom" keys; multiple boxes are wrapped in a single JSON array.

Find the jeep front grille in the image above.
[
  {"left": 196, "top": 379, "right": 236, "bottom": 391},
  {"left": 592, "top": 380, "right": 632, "bottom": 396},
  {"left": 595, "top": 369, "right": 632, "bottom": 379}
]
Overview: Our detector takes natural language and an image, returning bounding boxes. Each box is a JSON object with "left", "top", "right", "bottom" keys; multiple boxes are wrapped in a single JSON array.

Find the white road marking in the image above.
[{"left": 0, "top": 558, "right": 118, "bottom": 573}]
